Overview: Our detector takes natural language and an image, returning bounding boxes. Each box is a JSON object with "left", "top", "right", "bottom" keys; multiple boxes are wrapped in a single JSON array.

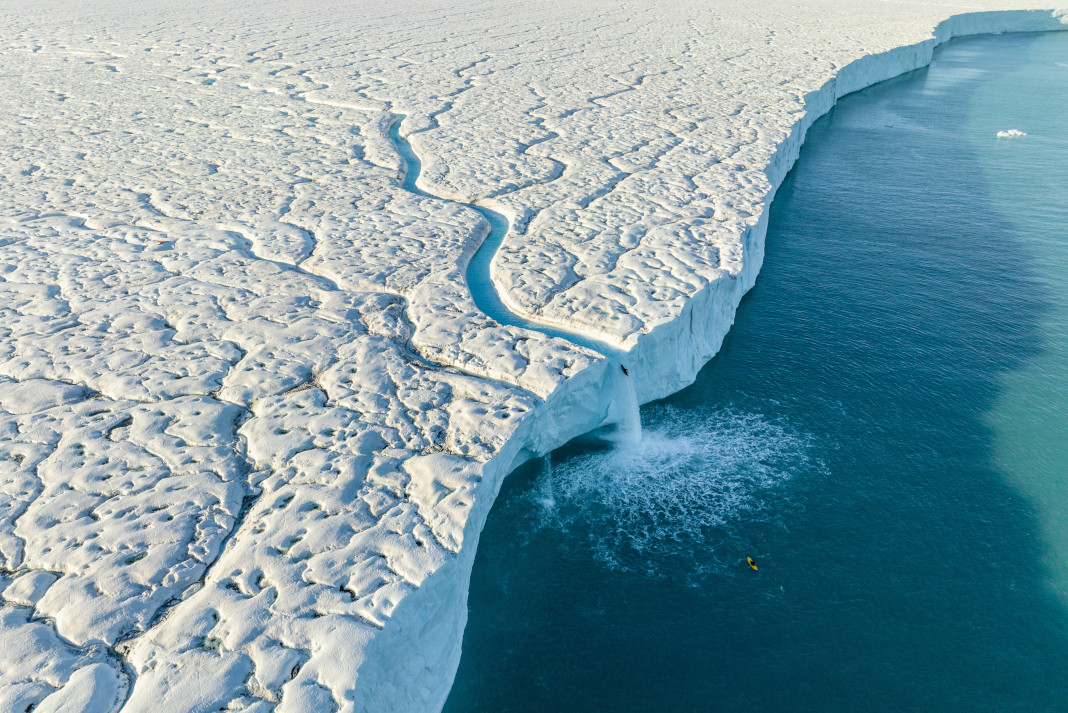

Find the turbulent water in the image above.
[
  {"left": 444, "top": 31, "right": 1068, "bottom": 713},
  {"left": 519, "top": 406, "right": 816, "bottom": 577}
]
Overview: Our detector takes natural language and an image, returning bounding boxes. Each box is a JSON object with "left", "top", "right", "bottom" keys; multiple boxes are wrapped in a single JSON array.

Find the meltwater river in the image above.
[{"left": 444, "top": 31, "right": 1068, "bottom": 713}]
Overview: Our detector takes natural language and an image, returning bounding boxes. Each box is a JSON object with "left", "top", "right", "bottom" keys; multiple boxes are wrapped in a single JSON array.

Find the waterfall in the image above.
[{"left": 605, "top": 361, "right": 642, "bottom": 446}]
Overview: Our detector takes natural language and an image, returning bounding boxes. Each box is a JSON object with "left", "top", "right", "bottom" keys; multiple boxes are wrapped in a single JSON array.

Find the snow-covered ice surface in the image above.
[{"left": 0, "top": 1, "right": 1064, "bottom": 711}]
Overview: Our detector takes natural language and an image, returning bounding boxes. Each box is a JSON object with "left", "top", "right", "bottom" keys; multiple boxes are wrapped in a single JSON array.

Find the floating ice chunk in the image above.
[{"left": 996, "top": 129, "right": 1027, "bottom": 138}]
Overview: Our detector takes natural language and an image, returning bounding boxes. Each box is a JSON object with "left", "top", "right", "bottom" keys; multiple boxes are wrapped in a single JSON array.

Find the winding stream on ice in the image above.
[{"left": 387, "top": 116, "right": 642, "bottom": 442}]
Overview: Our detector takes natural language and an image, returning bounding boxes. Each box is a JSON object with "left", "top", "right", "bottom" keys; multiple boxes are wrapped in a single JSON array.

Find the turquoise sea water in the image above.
[{"left": 444, "top": 31, "right": 1068, "bottom": 713}]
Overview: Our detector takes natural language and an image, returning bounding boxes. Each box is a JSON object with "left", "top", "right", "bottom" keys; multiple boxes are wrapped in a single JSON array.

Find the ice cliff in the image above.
[{"left": 0, "top": 2, "right": 1064, "bottom": 712}]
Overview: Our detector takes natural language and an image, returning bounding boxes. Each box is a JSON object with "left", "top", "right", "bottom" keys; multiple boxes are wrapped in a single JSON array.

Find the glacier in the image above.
[{"left": 0, "top": 2, "right": 1065, "bottom": 712}]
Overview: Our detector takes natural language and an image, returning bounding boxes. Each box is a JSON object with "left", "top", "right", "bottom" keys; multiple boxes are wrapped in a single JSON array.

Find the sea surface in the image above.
[{"left": 444, "top": 31, "right": 1068, "bottom": 712}]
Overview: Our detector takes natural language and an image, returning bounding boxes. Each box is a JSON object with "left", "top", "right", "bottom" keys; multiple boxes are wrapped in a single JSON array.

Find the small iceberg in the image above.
[{"left": 996, "top": 129, "right": 1027, "bottom": 138}]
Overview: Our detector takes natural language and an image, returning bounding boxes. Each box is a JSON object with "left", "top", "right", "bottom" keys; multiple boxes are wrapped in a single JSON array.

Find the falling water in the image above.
[{"left": 604, "top": 362, "right": 642, "bottom": 446}]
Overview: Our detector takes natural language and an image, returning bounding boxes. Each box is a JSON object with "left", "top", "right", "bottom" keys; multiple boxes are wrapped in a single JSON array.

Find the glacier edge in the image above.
[{"left": 359, "top": 9, "right": 1068, "bottom": 713}]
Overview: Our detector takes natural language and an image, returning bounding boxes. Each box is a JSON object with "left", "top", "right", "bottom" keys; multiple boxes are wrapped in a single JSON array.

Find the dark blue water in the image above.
[{"left": 444, "top": 31, "right": 1068, "bottom": 713}]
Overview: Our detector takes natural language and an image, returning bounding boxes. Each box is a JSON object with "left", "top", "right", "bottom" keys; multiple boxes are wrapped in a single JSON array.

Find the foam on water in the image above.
[{"left": 522, "top": 405, "right": 814, "bottom": 574}]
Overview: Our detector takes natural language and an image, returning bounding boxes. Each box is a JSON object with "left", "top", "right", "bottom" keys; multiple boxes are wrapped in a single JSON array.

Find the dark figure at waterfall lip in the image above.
[{"left": 621, "top": 365, "right": 629, "bottom": 376}]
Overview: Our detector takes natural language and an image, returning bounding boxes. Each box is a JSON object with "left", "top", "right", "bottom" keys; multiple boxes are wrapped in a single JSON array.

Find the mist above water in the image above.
[{"left": 526, "top": 406, "right": 814, "bottom": 575}]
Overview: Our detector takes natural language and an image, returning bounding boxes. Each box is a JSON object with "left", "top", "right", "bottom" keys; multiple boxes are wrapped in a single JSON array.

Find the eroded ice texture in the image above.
[{"left": 0, "top": 2, "right": 1065, "bottom": 712}]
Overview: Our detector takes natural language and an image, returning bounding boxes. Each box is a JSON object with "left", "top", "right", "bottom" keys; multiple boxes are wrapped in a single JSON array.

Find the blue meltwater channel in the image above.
[
  {"left": 387, "top": 118, "right": 625, "bottom": 358},
  {"left": 387, "top": 117, "right": 640, "bottom": 443},
  {"left": 444, "top": 31, "right": 1068, "bottom": 713}
]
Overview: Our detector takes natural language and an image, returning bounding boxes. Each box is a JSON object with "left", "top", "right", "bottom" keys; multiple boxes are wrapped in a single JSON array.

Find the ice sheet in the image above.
[{"left": 0, "top": 2, "right": 1064, "bottom": 711}]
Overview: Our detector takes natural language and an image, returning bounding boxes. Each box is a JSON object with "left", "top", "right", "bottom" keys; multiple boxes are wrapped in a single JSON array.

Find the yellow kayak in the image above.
[{"left": 747, "top": 557, "right": 758, "bottom": 571}]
